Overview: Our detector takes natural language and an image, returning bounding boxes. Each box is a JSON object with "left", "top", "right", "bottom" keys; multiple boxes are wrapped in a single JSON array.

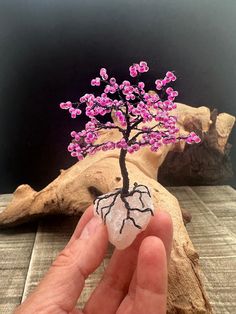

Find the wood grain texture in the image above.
[
  {"left": 169, "top": 186, "right": 236, "bottom": 314},
  {"left": 192, "top": 185, "right": 236, "bottom": 236},
  {"left": 0, "top": 194, "right": 36, "bottom": 314},
  {"left": 21, "top": 215, "right": 79, "bottom": 302}
]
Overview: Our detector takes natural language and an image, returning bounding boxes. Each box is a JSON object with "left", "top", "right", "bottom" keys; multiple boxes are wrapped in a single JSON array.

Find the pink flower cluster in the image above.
[
  {"left": 60, "top": 61, "right": 201, "bottom": 160},
  {"left": 186, "top": 132, "right": 201, "bottom": 144},
  {"left": 129, "top": 61, "right": 149, "bottom": 77},
  {"left": 60, "top": 101, "right": 82, "bottom": 118},
  {"left": 91, "top": 77, "right": 101, "bottom": 86},
  {"left": 155, "top": 71, "right": 177, "bottom": 90}
]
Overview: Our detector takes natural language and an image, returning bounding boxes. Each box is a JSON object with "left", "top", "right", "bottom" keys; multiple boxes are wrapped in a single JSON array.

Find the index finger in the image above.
[
  {"left": 66, "top": 204, "right": 94, "bottom": 247},
  {"left": 134, "top": 236, "right": 167, "bottom": 314}
]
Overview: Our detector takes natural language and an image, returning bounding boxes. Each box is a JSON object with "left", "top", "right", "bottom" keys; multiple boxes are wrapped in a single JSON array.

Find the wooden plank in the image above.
[
  {"left": 0, "top": 194, "right": 37, "bottom": 314},
  {"left": 192, "top": 185, "right": 236, "bottom": 236},
  {"left": 21, "top": 215, "right": 79, "bottom": 301},
  {"left": 169, "top": 186, "right": 236, "bottom": 314}
]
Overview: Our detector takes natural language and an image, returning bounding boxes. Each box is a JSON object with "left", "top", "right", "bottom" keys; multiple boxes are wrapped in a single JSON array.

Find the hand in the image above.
[{"left": 14, "top": 205, "right": 173, "bottom": 314}]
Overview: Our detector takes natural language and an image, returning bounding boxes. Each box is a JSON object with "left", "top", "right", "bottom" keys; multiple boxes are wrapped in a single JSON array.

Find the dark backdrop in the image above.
[{"left": 0, "top": 0, "right": 235, "bottom": 193}]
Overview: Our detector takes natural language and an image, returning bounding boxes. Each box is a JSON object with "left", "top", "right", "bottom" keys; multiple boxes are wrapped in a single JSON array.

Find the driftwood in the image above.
[
  {"left": 0, "top": 103, "right": 235, "bottom": 313},
  {"left": 159, "top": 108, "right": 235, "bottom": 185}
]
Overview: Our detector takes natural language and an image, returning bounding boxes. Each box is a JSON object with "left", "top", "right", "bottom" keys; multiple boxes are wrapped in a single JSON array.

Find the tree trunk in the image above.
[{"left": 119, "top": 148, "right": 129, "bottom": 195}]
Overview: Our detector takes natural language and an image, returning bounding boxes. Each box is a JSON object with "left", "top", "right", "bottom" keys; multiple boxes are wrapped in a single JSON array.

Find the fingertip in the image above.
[
  {"left": 157, "top": 211, "right": 173, "bottom": 258},
  {"left": 139, "top": 236, "right": 166, "bottom": 273},
  {"left": 135, "top": 236, "right": 167, "bottom": 312},
  {"left": 67, "top": 205, "right": 94, "bottom": 247},
  {"left": 78, "top": 217, "right": 109, "bottom": 275},
  {"left": 153, "top": 210, "right": 173, "bottom": 232},
  {"left": 147, "top": 210, "right": 173, "bottom": 260},
  {"left": 157, "top": 211, "right": 173, "bottom": 238},
  {"left": 158, "top": 210, "right": 172, "bottom": 225}
]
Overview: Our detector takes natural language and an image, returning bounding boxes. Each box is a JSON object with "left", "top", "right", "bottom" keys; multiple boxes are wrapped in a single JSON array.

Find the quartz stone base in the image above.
[{"left": 94, "top": 184, "right": 154, "bottom": 250}]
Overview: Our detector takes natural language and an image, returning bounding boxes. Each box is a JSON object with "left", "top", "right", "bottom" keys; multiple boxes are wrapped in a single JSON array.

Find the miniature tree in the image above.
[{"left": 60, "top": 61, "right": 200, "bottom": 249}]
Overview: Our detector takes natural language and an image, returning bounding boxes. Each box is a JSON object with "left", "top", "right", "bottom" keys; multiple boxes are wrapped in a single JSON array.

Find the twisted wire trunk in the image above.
[{"left": 119, "top": 148, "right": 129, "bottom": 196}]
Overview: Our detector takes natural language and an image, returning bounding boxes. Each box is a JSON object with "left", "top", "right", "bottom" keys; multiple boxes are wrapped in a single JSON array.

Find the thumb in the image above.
[{"left": 16, "top": 215, "right": 108, "bottom": 313}]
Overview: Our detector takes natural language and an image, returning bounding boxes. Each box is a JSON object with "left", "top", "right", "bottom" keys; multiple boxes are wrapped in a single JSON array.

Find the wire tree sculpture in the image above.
[{"left": 60, "top": 61, "right": 200, "bottom": 248}]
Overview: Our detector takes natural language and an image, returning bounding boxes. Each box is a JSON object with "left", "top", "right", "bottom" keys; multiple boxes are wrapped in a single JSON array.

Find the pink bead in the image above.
[
  {"left": 132, "top": 144, "right": 140, "bottom": 151},
  {"left": 110, "top": 77, "right": 116, "bottom": 85},
  {"left": 139, "top": 61, "right": 147, "bottom": 67},
  {"left": 195, "top": 136, "right": 201, "bottom": 143},
  {"left": 66, "top": 101, "right": 72, "bottom": 107},
  {"left": 162, "top": 79, "right": 167, "bottom": 86},
  {"left": 139, "top": 66, "right": 146, "bottom": 73},
  {"left": 103, "top": 74, "right": 108, "bottom": 80},
  {"left": 172, "top": 91, "right": 178, "bottom": 97},
  {"left": 104, "top": 85, "right": 110, "bottom": 93},
  {"left": 110, "top": 87, "right": 116, "bottom": 94},
  {"left": 129, "top": 65, "right": 137, "bottom": 77},
  {"left": 166, "top": 87, "right": 173, "bottom": 95},
  {"left": 100, "top": 68, "right": 107, "bottom": 76},
  {"left": 95, "top": 77, "right": 101, "bottom": 86},
  {"left": 155, "top": 79, "right": 163, "bottom": 90},
  {"left": 149, "top": 139, "right": 156, "bottom": 145},
  {"left": 67, "top": 144, "right": 74, "bottom": 152},
  {"left": 138, "top": 82, "right": 145, "bottom": 89},
  {"left": 123, "top": 80, "right": 130, "bottom": 86},
  {"left": 165, "top": 77, "right": 171, "bottom": 83},
  {"left": 166, "top": 71, "right": 174, "bottom": 78},
  {"left": 91, "top": 79, "right": 96, "bottom": 86},
  {"left": 127, "top": 147, "right": 134, "bottom": 153}
]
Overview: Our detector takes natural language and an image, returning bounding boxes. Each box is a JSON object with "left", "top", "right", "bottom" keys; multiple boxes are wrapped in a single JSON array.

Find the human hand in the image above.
[{"left": 14, "top": 205, "right": 173, "bottom": 314}]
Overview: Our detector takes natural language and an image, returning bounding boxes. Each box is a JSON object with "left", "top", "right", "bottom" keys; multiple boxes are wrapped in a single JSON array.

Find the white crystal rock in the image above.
[{"left": 94, "top": 184, "right": 154, "bottom": 250}]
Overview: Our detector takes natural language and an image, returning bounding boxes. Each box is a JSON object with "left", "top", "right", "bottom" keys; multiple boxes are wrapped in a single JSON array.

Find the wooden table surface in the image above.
[{"left": 0, "top": 185, "right": 236, "bottom": 314}]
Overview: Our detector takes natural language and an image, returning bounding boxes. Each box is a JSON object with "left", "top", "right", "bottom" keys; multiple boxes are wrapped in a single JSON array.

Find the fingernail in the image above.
[{"left": 80, "top": 215, "right": 102, "bottom": 240}]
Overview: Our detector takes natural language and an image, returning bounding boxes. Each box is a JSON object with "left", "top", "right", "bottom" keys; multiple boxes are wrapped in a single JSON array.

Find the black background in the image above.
[{"left": 0, "top": 0, "right": 235, "bottom": 193}]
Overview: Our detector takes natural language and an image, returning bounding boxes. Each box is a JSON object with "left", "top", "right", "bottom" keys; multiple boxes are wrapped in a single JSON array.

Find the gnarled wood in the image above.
[{"left": 159, "top": 107, "right": 235, "bottom": 185}]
